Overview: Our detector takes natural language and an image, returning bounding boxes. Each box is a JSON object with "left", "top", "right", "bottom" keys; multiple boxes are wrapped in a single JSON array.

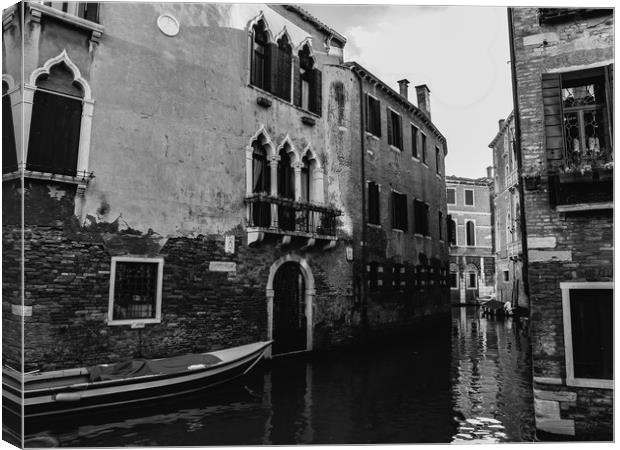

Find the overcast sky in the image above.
[{"left": 302, "top": 4, "right": 513, "bottom": 179}]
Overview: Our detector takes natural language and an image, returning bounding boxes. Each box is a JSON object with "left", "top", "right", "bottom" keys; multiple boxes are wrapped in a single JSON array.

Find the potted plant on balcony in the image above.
[
  {"left": 522, "top": 161, "right": 543, "bottom": 190},
  {"left": 558, "top": 163, "right": 594, "bottom": 184},
  {"left": 594, "top": 161, "right": 613, "bottom": 182}
]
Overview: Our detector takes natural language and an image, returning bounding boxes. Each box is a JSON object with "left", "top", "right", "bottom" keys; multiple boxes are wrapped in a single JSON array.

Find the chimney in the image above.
[
  {"left": 415, "top": 84, "right": 431, "bottom": 118},
  {"left": 487, "top": 166, "right": 494, "bottom": 180},
  {"left": 397, "top": 79, "right": 410, "bottom": 100},
  {"left": 499, "top": 119, "right": 505, "bottom": 130}
]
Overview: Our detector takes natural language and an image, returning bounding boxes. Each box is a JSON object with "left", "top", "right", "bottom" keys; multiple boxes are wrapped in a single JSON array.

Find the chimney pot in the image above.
[
  {"left": 397, "top": 79, "right": 410, "bottom": 100},
  {"left": 487, "top": 166, "right": 494, "bottom": 180},
  {"left": 415, "top": 84, "right": 431, "bottom": 118}
]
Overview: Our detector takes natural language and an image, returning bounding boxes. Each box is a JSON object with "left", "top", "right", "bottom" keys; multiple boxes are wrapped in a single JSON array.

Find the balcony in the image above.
[
  {"left": 244, "top": 193, "right": 341, "bottom": 247},
  {"left": 550, "top": 164, "right": 613, "bottom": 211},
  {"left": 28, "top": 2, "right": 104, "bottom": 43}
]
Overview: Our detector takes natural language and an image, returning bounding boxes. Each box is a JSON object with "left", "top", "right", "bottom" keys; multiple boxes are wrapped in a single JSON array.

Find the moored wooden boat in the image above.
[{"left": 2, "top": 341, "right": 272, "bottom": 418}]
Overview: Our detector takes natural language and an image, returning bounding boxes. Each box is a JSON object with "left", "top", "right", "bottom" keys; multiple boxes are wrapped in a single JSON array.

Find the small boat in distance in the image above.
[{"left": 3, "top": 340, "right": 272, "bottom": 418}]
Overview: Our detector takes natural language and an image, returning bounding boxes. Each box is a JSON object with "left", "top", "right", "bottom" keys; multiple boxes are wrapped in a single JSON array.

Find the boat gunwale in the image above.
[{"left": 5, "top": 341, "right": 273, "bottom": 396}]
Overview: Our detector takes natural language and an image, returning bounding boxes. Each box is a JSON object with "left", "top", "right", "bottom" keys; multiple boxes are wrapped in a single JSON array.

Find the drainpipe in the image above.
[
  {"left": 508, "top": 8, "right": 530, "bottom": 313},
  {"left": 350, "top": 66, "right": 369, "bottom": 339}
]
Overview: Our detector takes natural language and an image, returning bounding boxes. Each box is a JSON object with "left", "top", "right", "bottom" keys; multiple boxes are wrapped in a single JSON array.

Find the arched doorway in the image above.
[
  {"left": 272, "top": 262, "right": 306, "bottom": 354},
  {"left": 267, "top": 256, "right": 315, "bottom": 356}
]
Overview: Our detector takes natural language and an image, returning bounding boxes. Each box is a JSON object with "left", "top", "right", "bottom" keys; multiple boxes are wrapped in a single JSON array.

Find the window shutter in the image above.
[
  {"left": 83, "top": 3, "right": 99, "bottom": 22},
  {"left": 365, "top": 95, "right": 370, "bottom": 132},
  {"left": 386, "top": 108, "right": 393, "bottom": 145},
  {"left": 309, "top": 69, "right": 322, "bottom": 115},
  {"left": 2, "top": 93, "right": 17, "bottom": 174},
  {"left": 541, "top": 72, "right": 564, "bottom": 169},
  {"left": 605, "top": 63, "right": 613, "bottom": 146},
  {"left": 276, "top": 46, "right": 292, "bottom": 101},
  {"left": 292, "top": 56, "right": 301, "bottom": 107},
  {"left": 266, "top": 43, "right": 278, "bottom": 94}
]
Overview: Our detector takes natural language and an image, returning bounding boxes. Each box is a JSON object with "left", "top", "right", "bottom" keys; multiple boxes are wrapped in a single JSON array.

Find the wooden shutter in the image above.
[
  {"left": 365, "top": 95, "right": 371, "bottom": 132},
  {"left": 266, "top": 43, "right": 278, "bottom": 93},
  {"left": 309, "top": 69, "right": 322, "bottom": 115},
  {"left": 2, "top": 93, "right": 17, "bottom": 173},
  {"left": 386, "top": 108, "right": 393, "bottom": 145},
  {"left": 27, "top": 91, "right": 81, "bottom": 176},
  {"left": 605, "top": 63, "right": 613, "bottom": 147},
  {"left": 542, "top": 72, "right": 564, "bottom": 169},
  {"left": 279, "top": 49, "right": 292, "bottom": 102},
  {"left": 292, "top": 56, "right": 301, "bottom": 107}
]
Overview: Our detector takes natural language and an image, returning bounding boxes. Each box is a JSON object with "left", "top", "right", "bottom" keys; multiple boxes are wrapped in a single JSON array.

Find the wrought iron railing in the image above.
[{"left": 245, "top": 194, "right": 341, "bottom": 238}]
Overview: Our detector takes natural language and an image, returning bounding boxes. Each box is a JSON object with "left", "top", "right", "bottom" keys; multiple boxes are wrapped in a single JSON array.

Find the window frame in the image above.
[
  {"left": 465, "top": 220, "right": 476, "bottom": 246},
  {"left": 387, "top": 107, "right": 403, "bottom": 150},
  {"left": 107, "top": 256, "right": 164, "bottom": 326},
  {"left": 413, "top": 198, "right": 429, "bottom": 236},
  {"left": 435, "top": 145, "right": 441, "bottom": 174},
  {"left": 367, "top": 181, "right": 381, "bottom": 225},
  {"left": 464, "top": 189, "right": 475, "bottom": 206},
  {"left": 410, "top": 123, "right": 419, "bottom": 159},
  {"left": 503, "top": 270, "right": 510, "bottom": 282},
  {"left": 391, "top": 190, "right": 408, "bottom": 232},
  {"left": 449, "top": 271, "right": 459, "bottom": 289},
  {"left": 365, "top": 94, "right": 381, "bottom": 137},
  {"left": 560, "top": 281, "right": 613, "bottom": 389},
  {"left": 446, "top": 187, "right": 456, "bottom": 205},
  {"left": 466, "top": 272, "right": 478, "bottom": 290},
  {"left": 420, "top": 133, "right": 427, "bottom": 164}
]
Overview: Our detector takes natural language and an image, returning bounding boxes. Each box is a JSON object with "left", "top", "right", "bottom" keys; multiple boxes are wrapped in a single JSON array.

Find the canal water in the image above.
[{"left": 24, "top": 307, "right": 535, "bottom": 446}]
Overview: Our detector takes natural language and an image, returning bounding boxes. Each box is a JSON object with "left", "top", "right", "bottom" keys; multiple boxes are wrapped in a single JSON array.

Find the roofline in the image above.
[
  {"left": 283, "top": 5, "right": 347, "bottom": 45},
  {"left": 488, "top": 111, "right": 514, "bottom": 148},
  {"left": 445, "top": 176, "right": 492, "bottom": 187},
  {"left": 344, "top": 61, "right": 447, "bottom": 148}
]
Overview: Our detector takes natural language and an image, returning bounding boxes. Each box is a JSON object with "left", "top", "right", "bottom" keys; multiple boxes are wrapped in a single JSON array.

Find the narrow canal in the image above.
[{"left": 25, "top": 307, "right": 535, "bottom": 446}]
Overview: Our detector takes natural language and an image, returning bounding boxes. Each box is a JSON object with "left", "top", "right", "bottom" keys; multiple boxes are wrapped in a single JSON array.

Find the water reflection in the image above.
[{"left": 24, "top": 307, "right": 534, "bottom": 446}]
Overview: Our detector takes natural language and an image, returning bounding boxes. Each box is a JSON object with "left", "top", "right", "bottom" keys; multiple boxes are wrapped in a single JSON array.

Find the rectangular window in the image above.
[
  {"left": 503, "top": 270, "right": 510, "bottom": 282},
  {"left": 391, "top": 191, "right": 408, "bottom": 231},
  {"left": 365, "top": 95, "right": 381, "bottom": 137},
  {"left": 367, "top": 262, "right": 380, "bottom": 292},
  {"left": 435, "top": 146, "right": 441, "bottom": 174},
  {"left": 446, "top": 188, "right": 456, "bottom": 205},
  {"left": 411, "top": 124, "right": 419, "bottom": 158},
  {"left": 449, "top": 272, "right": 458, "bottom": 289},
  {"left": 368, "top": 181, "right": 380, "bottom": 225},
  {"left": 421, "top": 133, "right": 427, "bottom": 164},
  {"left": 387, "top": 108, "right": 402, "bottom": 149},
  {"left": 467, "top": 272, "right": 477, "bottom": 289},
  {"left": 447, "top": 215, "right": 457, "bottom": 245},
  {"left": 438, "top": 211, "right": 443, "bottom": 240},
  {"left": 393, "top": 264, "right": 406, "bottom": 291},
  {"left": 464, "top": 189, "right": 474, "bottom": 206},
  {"left": 561, "top": 283, "right": 613, "bottom": 388},
  {"left": 108, "top": 257, "right": 164, "bottom": 326},
  {"left": 413, "top": 199, "right": 429, "bottom": 236}
]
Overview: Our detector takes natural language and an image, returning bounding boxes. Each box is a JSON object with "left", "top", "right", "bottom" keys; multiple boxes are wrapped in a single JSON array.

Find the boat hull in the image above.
[{"left": 3, "top": 341, "right": 271, "bottom": 418}]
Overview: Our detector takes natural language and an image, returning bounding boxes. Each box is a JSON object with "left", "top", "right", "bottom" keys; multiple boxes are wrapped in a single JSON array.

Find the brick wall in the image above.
[{"left": 511, "top": 7, "right": 613, "bottom": 439}]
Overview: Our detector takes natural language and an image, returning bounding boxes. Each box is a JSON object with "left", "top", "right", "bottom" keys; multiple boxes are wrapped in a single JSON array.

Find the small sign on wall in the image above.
[
  {"left": 209, "top": 261, "right": 237, "bottom": 273},
  {"left": 12, "top": 305, "right": 32, "bottom": 317},
  {"left": 345, "top": 246, "right": 353, "bottom": 261},
  {"left": 225, "top": 235, "right": 235, "bottom": 254}
]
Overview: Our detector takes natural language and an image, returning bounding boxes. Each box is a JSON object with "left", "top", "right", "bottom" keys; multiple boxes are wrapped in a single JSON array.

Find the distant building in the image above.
[
  {"left": 488, "top": 113, "right": 526, "bottom": 311},
  {"left": 1, "top": 2, "right": 451, "bottom": 375},
  {"left": 445, "top": 175, "right": 494, "bottom": 304},
  {"left": 509, "top": 7, "right": 613, "bottom": 440}
]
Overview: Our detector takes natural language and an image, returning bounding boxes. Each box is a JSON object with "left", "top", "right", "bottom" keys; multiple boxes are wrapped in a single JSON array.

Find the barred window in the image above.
[{"left": 108, "top": 257, "right": 164, "bottom": 325}]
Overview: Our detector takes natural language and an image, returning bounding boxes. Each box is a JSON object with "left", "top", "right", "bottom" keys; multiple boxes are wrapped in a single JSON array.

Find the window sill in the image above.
[
  {"left": 28, "top": 3, "right": 104, "bottom": 43},
  {"left": 391, "top": 228, "right": 405, "bottom": 233},
  {"left": 411, "top": 156, "right": 420, "bottom": 162},
  {"left": 107, "top": 318, "right": 162, "bottom": 327},
  {"left": 556, "top": 202, "right": 613, "bottom": 213},
  {"left": 367, "top": 223, "right": 382, "bottom": 229},
  {"left": 4, "top": 169, "right": 95, "bottom": 195},
  {"left": 421, "top": 162, "right": 428, "bottom": 168},
  {"left": 248, "top": 84, "right": 320, "bottom": 118},
  {"left": 365, "top": 131, "right": 381, "bottom": 141},
  {"left": 389, "top": 145, "right": 402, "bottom": 153}
]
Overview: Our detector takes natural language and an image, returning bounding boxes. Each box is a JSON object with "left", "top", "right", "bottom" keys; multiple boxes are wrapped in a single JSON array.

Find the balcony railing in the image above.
[{"left": 245, "top": 193, "right": 341, "bottom": 239}]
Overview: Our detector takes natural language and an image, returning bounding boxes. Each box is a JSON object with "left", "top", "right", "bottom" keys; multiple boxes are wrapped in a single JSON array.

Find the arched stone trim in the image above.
[
  {"left": 246, "top": 125, "right": 276, "bottom": 198},
  {"left": 265, "top": 254, "right": 315, "bottom": 357},
  {"left": 28, "top": 49, "right": 92, "bottom": 99},
  {"left": 248, "top": 125, "right": 276, "bottom": 158},
  {"left": 21, "top": 50, "right": 95, "bottom": 188},
  {"left": 295, "top": 37, "right": 316, "bottom": 60},
  {"left": 277, "top": 135, "right": 299, "bottom": 163},
  {"left": 465, "top": 263, "right": 479, "bottom": 273},
  {"left": 300, "top": 143, "right": 325, "bottom": 205},
  {"left": 247, "top": 11, "right": 274, "bottom": 43},
  {"left": 449, "top": 262, "right": 459, "bottom": 272},
  {"left": 301, "top": 143, "right": 321, "bottom": 170},
  {"left": 2, "top": 74, "right": 15, "bottom": 91},
  {"left": 273, "top": 26, "right": 293, "bottom": 45}
]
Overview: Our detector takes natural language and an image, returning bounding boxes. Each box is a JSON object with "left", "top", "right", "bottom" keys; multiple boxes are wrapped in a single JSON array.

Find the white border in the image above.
[{"left": 107, "top": 256, "right": 164, "bottom": 326}]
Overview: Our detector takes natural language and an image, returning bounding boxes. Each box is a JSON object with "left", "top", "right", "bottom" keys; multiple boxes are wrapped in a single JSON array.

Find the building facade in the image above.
[
  {"left": 445, "top": 175, "right": 494, "bottom": 304},
  {"left": 2, "top": 2, "right": 450, "bottom": 373},
  {"left": 488, "top": 113, "right": 527, "bottom": 312},
  {"left": 509, "top": 7, "right": 613, "bottom": 440}
]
